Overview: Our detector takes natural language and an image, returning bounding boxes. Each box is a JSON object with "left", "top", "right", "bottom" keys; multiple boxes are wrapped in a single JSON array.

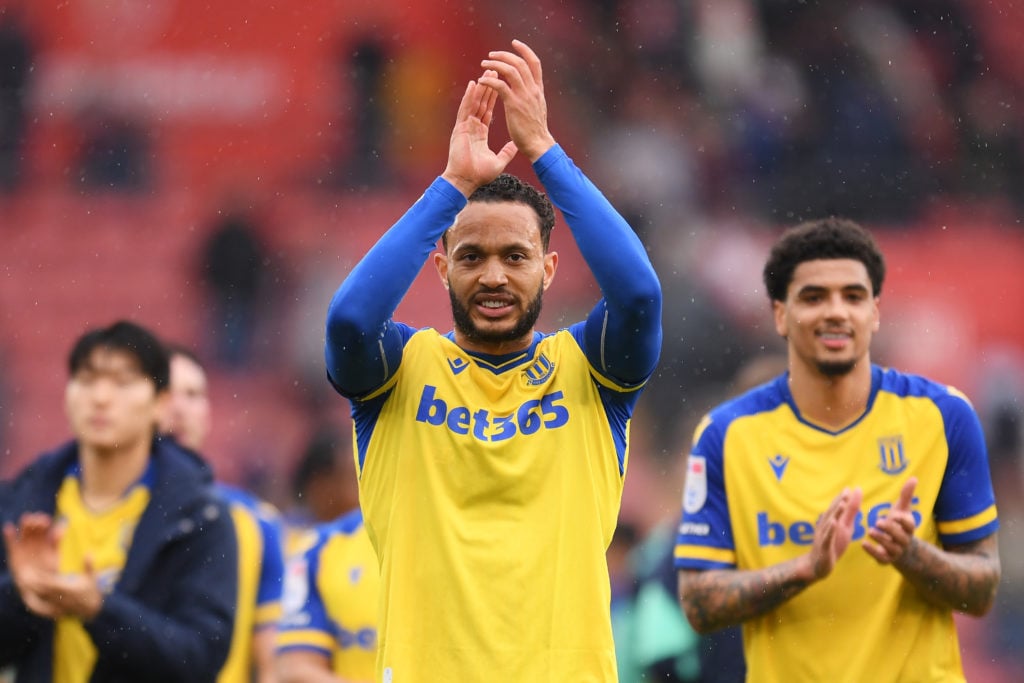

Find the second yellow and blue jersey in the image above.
[
  {"left": 353, "top": 324, "right": 644, "bottom": 682},
  {"left": 277, "top": 508, "right": 378, "bottom": 681},
  {"left": 216, "top": 483, "right": 285, "bottom": 683},
  {"left": 674, "top": 365, "right": 999, "bottom": 683}
]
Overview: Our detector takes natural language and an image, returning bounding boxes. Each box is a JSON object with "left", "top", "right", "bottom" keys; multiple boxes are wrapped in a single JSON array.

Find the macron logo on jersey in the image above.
[
  {"left": 447, "top": 357, "right": 470, "bottom": 375},
  {"left": 768, "top": 454, "right": 790, "bottom": 481}
]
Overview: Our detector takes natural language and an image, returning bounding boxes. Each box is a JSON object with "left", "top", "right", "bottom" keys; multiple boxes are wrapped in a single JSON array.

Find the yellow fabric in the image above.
[
  {"left": 723, "top": 393, "right": 967, "bottom": 682},
  {"left": 357, "top": 329, "right": 633, "bottom": 682},
  {"left": 216, "top": 504, "right": 263, "bottom": 683},
  {"left": 54, "top": 476, "right": 149, "bottom": 683},
  {"left": 277, "top": 519, "right": 378, "bottom": 680}
]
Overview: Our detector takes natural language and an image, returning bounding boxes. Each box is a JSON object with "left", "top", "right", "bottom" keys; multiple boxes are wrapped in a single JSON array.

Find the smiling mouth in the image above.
[
  {"left": 818, "top": 331, "right": 851, "bottom": 349},
  {"left": 474, "top": 292, "right": 515, "bottom": 314}
]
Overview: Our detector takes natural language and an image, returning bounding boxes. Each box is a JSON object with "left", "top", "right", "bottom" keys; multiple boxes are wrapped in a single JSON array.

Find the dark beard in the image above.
[
  {"left": 450, "top": 283, "right": 544, "bottom": 346},
  {"left": 816, "top": 359, "right": 857, "bottom": 377}
]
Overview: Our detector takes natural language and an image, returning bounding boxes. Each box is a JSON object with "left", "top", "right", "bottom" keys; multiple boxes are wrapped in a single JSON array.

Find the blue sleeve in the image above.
[
  {"left": 934, "top": 392, "right": 999, "bottom": 546},
  {"left": 534, "top": 145, "right": 662, "bottom": 385},
  {"left": 256, "top": 515, "right": 285, "bottom": 607},
  {"left": 277, "top": 536, "right": 335, "bottom": 657},
  {"left": 325, "top": 178, "right": 468, "bottom": 397},
  {"left": 674, "top": 416, "right": 736, "bottom": 570}
]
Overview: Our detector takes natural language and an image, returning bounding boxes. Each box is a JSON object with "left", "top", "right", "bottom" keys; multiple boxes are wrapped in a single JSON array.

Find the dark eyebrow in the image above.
[
  {"left": 796, "top": 283, "right": 870, "bottom": 296},
  {"left": 452, "top": 240, "right": 535, "bottom": 256}
]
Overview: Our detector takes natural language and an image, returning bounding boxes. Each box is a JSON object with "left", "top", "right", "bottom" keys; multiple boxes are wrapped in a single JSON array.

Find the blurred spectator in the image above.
[
  {"left": 644, "top": 271, "right": 766, "bottom": 457},
  {"left": 589, "top": 72, "right": 703, "bottom": 246},
  {"left": 199, "top": 207, "right": 272, "bottom": 369},
  {"left": 751, "top": 3, "right": 924, "bottom": 222},
  {"left": 0, "top": 9, "right": 33, "bottom": 192},
  {"left": 331, "top": 34, "right": 393, "bottom": 189},
  {"left": 955, "top": 73, "right": 1024, "bottom": 209},
  {"left": 75, "top": 108, "right": 152, "bottom": 192}
]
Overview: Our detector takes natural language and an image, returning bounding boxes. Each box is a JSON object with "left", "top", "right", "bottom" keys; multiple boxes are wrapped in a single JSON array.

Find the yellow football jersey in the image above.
[
  {"left": 675, "top": 366, "right": 999, "bottom": 683},
  {"left": 54, "top": 469, "right": 150, "bottom": 683},
  {"left": 278, "top": 509, "right": 378, "bottom": 681},
  {"left": 352, "top": 326, "right": 642, "bottom": 682},
  {"left": 216, "top": 484, "right": 285, "bottom": 683}
]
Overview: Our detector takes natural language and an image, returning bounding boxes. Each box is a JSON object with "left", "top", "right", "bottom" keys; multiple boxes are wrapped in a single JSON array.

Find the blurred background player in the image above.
[
  {"left": 160, "top": 344, "right": 285, "bottom": 683},
  {"left": 276, "top": 442, "right": 378, "bottom": 683},
  {"left": 284, "top": 424, "right": 356, "bottom": 549},
  {"left": 0, "top": 320, "right": 237, "bottom": 681}
]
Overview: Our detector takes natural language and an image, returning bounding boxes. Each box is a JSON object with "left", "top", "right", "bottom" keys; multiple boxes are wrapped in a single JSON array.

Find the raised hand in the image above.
[
  {"left": 442, "top": 69, "right": 518, "bottom": 197},
  {"left": 808, "top": 487, "right": 863, "bottom": 580},
  {"left": 480, "top": 40, "right": 556, "bottom": 162},
  {"left": 3, "top": 512, "right": 62, "bottom": 617},
  {"left": 863, "top": 477, "right": 919, "bottom": 566}
]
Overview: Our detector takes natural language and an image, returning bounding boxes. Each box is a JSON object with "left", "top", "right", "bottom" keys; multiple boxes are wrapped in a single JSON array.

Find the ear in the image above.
[
  {"left": 872, "top": 296, "right": 880, "bottom": 332},
  {"left": 433, "top": 251, "right": 450, "bottom": 290},
  {"left": 542, "top": 251, "right": 558, "bottom": 290},
  {"left": 772, "top": 299, "right": 787, "bottom": 338}
]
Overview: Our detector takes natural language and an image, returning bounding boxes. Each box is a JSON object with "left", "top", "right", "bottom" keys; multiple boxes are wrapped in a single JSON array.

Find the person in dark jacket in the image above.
[{"left": 0, "top": 320, "right": 237, "bottom": 682}]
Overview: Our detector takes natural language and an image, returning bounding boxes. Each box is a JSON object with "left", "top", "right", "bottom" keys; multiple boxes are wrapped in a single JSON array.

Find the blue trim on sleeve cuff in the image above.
[
  {"left": 431, "top": 176, "right": 470, "bottom": 210},
  {"left": 674, "top": 558, "right": 736, "bottom": 571},
  {"left": 531, "top": 143, "right": 565, "bottom": 175}
]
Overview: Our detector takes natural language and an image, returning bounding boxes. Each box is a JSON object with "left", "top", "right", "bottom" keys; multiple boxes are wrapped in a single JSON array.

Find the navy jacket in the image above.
[{"left": 0, "top": 438, "right": 237, "bottom": 682}]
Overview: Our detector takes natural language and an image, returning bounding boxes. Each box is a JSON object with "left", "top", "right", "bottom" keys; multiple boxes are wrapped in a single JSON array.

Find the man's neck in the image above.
[
  {"left": 788, "top": 359, "right": 873, "bottom": 431},
  {"left": 77, "top": 436, "right": 152, "bottom": 511}
]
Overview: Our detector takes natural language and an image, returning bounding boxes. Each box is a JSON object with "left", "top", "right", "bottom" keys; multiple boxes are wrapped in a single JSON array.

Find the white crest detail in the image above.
[
  {"left": 683, "top": 455, "right": 708, "bottom": 514},
  {"left": 281, "top": 557, "right": 309, "bottom": 616}
]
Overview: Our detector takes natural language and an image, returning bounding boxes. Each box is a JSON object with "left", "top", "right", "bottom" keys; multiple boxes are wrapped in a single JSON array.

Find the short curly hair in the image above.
[
  {"left": 442, "top": 173, "right": 556, "bottom": 251},
  {"left": 763, "top": 217, "right": 885, "bottom": 302}
]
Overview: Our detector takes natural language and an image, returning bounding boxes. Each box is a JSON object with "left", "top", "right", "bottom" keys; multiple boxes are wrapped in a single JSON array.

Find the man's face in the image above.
[
  {"left": 434, "top": 201, "right": 557, "bottom": 354},
  {"left": 65, "top": 348, "right": 164, "bottom": 454},
  {"left": 773, "top": 258, "right": 880, "bottom": 378},
  {"left": 160, "top": 354, "right": 211, "bottom": 451}
]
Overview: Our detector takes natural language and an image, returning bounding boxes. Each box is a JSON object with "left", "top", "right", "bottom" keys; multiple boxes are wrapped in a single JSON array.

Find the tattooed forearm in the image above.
[
  {"left": 893, "top": 533, "right": 1001, "bottom": 616},
  {"left": 678, "top": 559, "right": 815, "bottom": 634}
]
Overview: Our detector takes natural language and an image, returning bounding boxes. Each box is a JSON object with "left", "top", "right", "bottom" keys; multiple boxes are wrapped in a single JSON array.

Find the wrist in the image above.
[
  {"left": 440, "top": 171, "right": 479, "bottom": 198},
  {"left": 793, "top": 553, "right": 819, "bottom": 585},
  {"left": 524, "top": 136, "right": 557, "bottom": 163}
]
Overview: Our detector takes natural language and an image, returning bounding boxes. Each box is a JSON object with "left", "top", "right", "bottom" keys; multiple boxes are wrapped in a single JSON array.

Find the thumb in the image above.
[{"left": 495, "top": 141, "right": 518, "bottom": 168}]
